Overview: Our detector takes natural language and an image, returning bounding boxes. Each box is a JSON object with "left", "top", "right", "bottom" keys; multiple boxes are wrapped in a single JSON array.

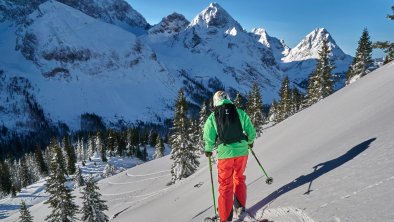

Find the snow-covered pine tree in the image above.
[
  {"left": 197, "top": 100, "right": 210, "bottom": 154},
  {"left": 290, "top": 88, "right": 303, "bottom": 115},
  {"left": 153, "top": 135, "right": 165, "bottom": 159},
  {"left": 80, "top": 176, "right": 109, "bottom": 222},
  {"left": 246, "top": 83, "right": 264, "bottom": 136},
  {"left": 102, "top": 164, "right": 116, "bottom": 178},
  {"left": 267, "top": 100, "right": 277, "bottom": 123},
  {"left": 233, "top": 91, "right": 244, "bottom": 109},
  {"left": 307, "top": 37, "right": 335, "bottom": 106},
  {"left": 96, "top": 131, "right": 107, "bottom": 162},
  {"left": 87, "top": 135, "right": 96, "bottom": 160},
  {"left": 346, "top": 28, "right": 373, "bottom": 84},
  {"left": 34, "top": 145, "right": 48, "bottom": 177},
  {"left": 63, "top": 136, "right": 77, "bottom": 175},
  {"left": 74, "top": 167, "right": 85, "bottom": 188},
  {"left": 44, "top": 138, "right": 78, "bottom": 222},
  {"left": 19, "top": 200, "right": 33, "bottom": 222},
  {"left": 169, "top": 89, "right": 200, "bottom": 183},
  {"left": 106, "top": 130, "right": 115, "bottom": 157},
  {"left": 277, "top": 76, "right": 291, "bottom": 122},
  {"left": 76, "top": 138, "right": 83, "bottom": 162}
]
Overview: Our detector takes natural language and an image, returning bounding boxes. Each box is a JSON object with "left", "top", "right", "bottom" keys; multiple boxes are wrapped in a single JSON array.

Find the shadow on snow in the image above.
[{"left": 249, "top": 138, "right": 376, "bottom": 214}]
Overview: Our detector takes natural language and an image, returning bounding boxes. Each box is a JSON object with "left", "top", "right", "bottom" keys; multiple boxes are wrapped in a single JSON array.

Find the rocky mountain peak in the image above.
[{"left": 148, "top": 12, "right": 189, "bottom": 36}]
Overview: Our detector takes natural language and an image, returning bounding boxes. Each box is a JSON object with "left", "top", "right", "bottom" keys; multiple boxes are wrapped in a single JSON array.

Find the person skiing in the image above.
[{"left": 204, "top": 91, "right": 256, "bottom": 222}]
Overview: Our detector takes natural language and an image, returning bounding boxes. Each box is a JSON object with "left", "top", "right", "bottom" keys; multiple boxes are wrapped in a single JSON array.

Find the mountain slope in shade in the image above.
[
  {"left": 146, "top": 12, "right": 190, "bottom": 43},
  {"left": 281, "top": 28, "right": 353, "bottom": 88},
  {"left": 56, "top": 0, "right": 150, "bottom": 35},
  {"left": 251, "top": 28, "right": 290, "bottom": 61},
  {"left": 0, "top": 0, "right": 177, "bottom": 130},
  {"left": 5, "top": 61, "right": 394, "bottom": 221},
  {"left": 145, "top": 3, "right": 282, "bottom": 103}
]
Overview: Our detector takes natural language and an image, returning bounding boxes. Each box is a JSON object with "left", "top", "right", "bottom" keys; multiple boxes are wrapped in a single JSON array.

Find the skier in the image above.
[{"left": 204, "top": 91, "right": 256, "bottom": 222}]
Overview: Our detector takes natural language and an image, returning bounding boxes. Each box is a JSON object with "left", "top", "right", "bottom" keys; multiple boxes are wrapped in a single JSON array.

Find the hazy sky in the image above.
[{"left": 127, "top": 0, "right": 394, "bottom": 58}]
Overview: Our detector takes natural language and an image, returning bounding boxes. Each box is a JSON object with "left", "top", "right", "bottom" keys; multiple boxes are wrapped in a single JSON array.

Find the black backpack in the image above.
[{"left": 214, "top": 103, "right": 248, "bottom": 145}]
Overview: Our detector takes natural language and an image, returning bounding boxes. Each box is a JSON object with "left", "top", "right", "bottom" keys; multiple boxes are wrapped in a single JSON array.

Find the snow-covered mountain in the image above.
[
  {"left": 146, "top": 12, "right": 190, "bottom": 43},
  {"left": 251, "top": 28, "right": 290, "bottom": 62},
  {"left": 1, "top": 1, "right": 354, "bottom": 134},
  {"left": 56, "top": 0, "right": 150, "bottom": 35},
  {"left": 281, "top": 28, "right": 353, "bottom": 88},
  {"left": 146, "top": 3, "right": 281, "bottom": 104},
  {"left": 0, "top": 0, "right": 176, "bottom": 131},
  {"left": 4, "top": 62, "right": 394, "bottom": 222}
]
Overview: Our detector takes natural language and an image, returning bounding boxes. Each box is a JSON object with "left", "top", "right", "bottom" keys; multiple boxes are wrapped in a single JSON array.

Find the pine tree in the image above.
[
  {"left": 290, "top": 88, "right": 303, "bottom": 114},
  {"left": 0, "top": 160, "right": 12, "bottom": 195},
  {"left": 87, "top": 135, "right": 96, "bottom": 160},
  {"left": 64, "top": 136, "right": 77, "bottom": 175},
  {"left": 307, "top": 38, "right": 335, "bottom": 105},
  {"left": 388, "top": 5, "right": 394, "bottom": 20},
  {"left": 80, "top": 176, "right": 109, "bottom": 222},
  {"left": 45, "top": 138, "right": 78, "bottom": 222},
  {"left": 19, "top": 201, "right": 33, "bottom": 222},
  {"left": 34, "top": 145, "right": 48, "bottom": 177},
  {"left": 19, "top": 156, "right": 31, "bottom": 188},
  {"left": 346, "top": 28, "right": 373, "bottom": 84},
  {"left": 246, "top": 83, "right": 264, "bottom": 136},
  {"left": 76, "top": 138, "right": 83, "bottom": 162},
  {"left": 153, "top": 135, "right": 165, "bottom": 159},
  {"left": 373, "top": 41, "right": 394, "bottom": 64},
  {"left": 169, "top": 89, "right": 200, "bottom": 183},
  {"left": 277, "top": 76, "right": 291, "bottom": 122},
  {"left": 197, "top": 100, "right": 210, "bottom": 154},
  {"left": 74, "top": 167, "right": 85, "bottom": 188},
  {"left": 267, "top": 100, "right": 277, "bottom": 123},
  {"left": 233, "top": 91, "right": 244, "bottom": 109},
  {"left": 96, "top": 131, "right": 107, "bottom": 162}
]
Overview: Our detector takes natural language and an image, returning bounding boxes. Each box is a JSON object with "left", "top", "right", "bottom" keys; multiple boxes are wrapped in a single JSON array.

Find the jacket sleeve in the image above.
[
  {"left": 203, "top": 113, "right": 217, "bottom": 152},
  {"left": 239, "top": 109, "right": 256, "bottom": 144}
]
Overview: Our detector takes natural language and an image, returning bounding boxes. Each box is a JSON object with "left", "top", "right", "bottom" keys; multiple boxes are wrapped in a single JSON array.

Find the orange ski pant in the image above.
[{"left": 217, "top": 155, "right": 248, "bottom": 221}]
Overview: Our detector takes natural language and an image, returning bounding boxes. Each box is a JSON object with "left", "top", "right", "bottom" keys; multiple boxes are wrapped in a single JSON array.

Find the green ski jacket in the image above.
[{"left": 203, "top": 99, "right": 256, "bottom": 159}]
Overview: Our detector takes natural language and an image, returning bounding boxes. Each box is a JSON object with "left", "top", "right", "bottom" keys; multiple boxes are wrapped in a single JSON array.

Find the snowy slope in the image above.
[
  {"left": 282, "top": 28, "right": 353, "bottom": 88},
  {"left": 5, "top": 62, "right": 394, "bottom": 221},
  {"left": 0, "top": 0, "right": 177, "bottom": 130}
]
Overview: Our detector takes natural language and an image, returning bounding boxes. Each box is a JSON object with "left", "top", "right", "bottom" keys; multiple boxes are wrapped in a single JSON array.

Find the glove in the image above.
[
  {"left": 248, "top": 143, "right": 254, "bottom": 149},
  {"left": 205, "top": 151, "right": 212, "bottom": 157}
]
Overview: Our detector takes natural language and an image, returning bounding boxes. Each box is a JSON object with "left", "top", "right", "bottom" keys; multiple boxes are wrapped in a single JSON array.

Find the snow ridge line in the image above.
[
  {"left": 125, "top": 169, "right": 171, "bottom": 177},
  {"left": 106, "top": 174, "right": 170, "bottom": 185}
]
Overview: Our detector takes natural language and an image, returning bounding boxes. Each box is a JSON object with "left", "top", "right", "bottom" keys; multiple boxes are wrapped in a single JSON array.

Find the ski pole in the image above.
[
  {"left": 208, "top": 156, "right": 218, "bottom": 217},
  {"left": 249, "top": 148, "right": 273, "bottom": 185}
]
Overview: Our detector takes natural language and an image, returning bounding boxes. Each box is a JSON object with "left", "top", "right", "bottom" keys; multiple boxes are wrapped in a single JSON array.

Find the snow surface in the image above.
[{"left": 4, "top": 62, "right": 394, "bottom": 221}]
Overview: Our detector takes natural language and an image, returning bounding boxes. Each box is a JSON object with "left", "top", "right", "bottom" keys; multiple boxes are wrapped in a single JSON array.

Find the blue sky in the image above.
[{"left": 127, "top": 0, "right": 394, "bottom": 58}]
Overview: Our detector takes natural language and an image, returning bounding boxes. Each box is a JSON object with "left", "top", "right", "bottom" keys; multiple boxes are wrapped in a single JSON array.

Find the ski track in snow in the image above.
[
  {"left": 105, "top": 174, "right": 170, "bottom": 185},
  {"left": 319, "top": 175, "right": 394, "bottom": 208},
  {"left": 256, "top": 207, "right": 315, "bottom": 222},
  {"left": 125, "top": 169, "right": 171, "bottom": 177}
]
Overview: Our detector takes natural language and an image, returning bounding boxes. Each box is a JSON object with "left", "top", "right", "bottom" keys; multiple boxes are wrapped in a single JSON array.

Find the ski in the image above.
[{"left": 204, "top": 215, "right": 218, "bottom": 222}]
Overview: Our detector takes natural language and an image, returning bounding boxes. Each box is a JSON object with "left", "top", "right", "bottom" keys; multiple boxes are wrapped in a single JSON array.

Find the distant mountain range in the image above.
[{"left": 0, "top": 0, "right": 353, "bottom": 133}]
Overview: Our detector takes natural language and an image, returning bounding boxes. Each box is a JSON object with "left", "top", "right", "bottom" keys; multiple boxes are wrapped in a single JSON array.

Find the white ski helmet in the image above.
[{"left": 213, "top": 91, "right": 230, "bottom": 107}]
